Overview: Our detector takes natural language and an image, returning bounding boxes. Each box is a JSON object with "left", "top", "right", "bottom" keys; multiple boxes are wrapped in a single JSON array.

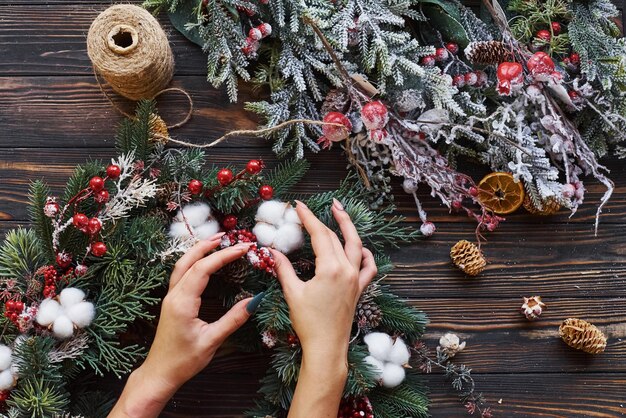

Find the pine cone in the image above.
[
  {"left": 234, "top": 290, "right": 254, "bottom": 304},
  {"left": 355, "top": 300, "right": 382, "bottom": 330},
  {"left": 156, "top": 181, "right": 178, "bottom": 205},
  {"left": 149, "top": 113, "right": 169, "bottom": 144},
  {"left": 320, "top": 89, "right": 350, "bottom": 115},
  {"left": 523, "top": 195, "right": 561, "bottom": 216},
  {"left": 559, "top": 318, "right": 607, "bottom": 354},
  {"left": 450, "top": 240, "right": 486, "bottom": 276},
  {"left": 464, "top": 41, "right": 512, "bottom": 65},
  {"left": 219, "top": 258, "right": 249, "bottom": 285}
]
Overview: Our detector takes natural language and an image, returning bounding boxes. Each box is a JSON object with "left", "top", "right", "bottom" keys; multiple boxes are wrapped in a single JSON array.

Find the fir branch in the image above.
[{"left": 28, "top": 181, "right": 55, "bottom": 262}]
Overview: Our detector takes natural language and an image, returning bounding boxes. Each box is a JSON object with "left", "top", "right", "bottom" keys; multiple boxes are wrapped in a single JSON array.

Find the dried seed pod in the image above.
[
  {"left": 520, "top": 296, "right": 546, "bottom": 320},
  {"left": 450, "top": 240, "right": 486, "bottom": 276},
  {"left": 559, "top": 318, "right": 607, "bottom": 354},
  {"left": 149, "top": 113, "right": 169, "bottom": 144},
  {"left": 523, "top": 195, "right": 562, "bottom": 216}
]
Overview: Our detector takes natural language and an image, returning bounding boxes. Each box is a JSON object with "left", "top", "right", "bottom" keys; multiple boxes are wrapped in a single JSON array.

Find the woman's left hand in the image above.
[{"left": 109, "top": 234, "right": 256, "bottom": 418}]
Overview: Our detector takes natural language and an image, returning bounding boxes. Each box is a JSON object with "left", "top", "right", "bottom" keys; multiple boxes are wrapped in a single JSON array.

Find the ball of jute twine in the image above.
[{"left": 87, "top": 4, "right": 192, "bottom": 128}]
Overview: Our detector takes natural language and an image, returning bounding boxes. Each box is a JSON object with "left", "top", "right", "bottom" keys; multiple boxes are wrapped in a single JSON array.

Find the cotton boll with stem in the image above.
[
  {"left": 255, "top": 200, "right": 287, "bottom": 225},
  {"left": 364, "top": 355, "right": 385, "bottom": 378},
  {"left": 175, "top": 202, "right": 212, "bottom": 227},
  {"left": 194, "top": 220, "right": 220, "bottom": 240},
  {"left": 253, "top": 223, "right": 278, "bottom": 247},
  {"left": 169, "top": 221, "right": 192, "bottom": 240},
  {"left": 65, "top": 302, "right": 96, "bottom": 328},
  {"left": 59, "top": 288, "right": 86, "bottom": 307},
  {"left": 364, "top": 332, "right": 393, "bottom": 361},
  {"left": 272, "top": 223, "right": 304, "bottom": 254},
  {"left": 381, "top": 363, "right": 406, "bottom": 388},
  {"left": 36, "top": 299, "right": 62, "bottom": 327},
  {"left": 52, "top": 316, "right": 75, "bottom": 339},
  {"left": 388, "top": 337, "right": 410, "bottom": 365}
]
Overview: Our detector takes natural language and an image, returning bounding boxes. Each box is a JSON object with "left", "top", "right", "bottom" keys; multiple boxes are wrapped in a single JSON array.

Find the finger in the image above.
[
  {"left": 177, "top": 243, "right": 252, "bottom": 299},
  {"left": 357, "top": 248, "right": 377, "bottom": 293},
  {"left": 331, "top": 198, "right": 362, "bottom": 268},
  {"left": 169, "top": 233, "right": 225, "bottom": 290},
  {"left": 294, "top": 200, "right": 335, "bottom": 259},
  {"left": 270, "top": 249, "right": 302, "bottom": 297},
  {"left": 206, "top": 298, "right": 251, "bottom": 343}
]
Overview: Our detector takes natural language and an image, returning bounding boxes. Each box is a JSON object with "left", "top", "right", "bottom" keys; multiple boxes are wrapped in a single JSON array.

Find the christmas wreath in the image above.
[
  {"left": 0, "top": 102, "right": 441, "bottom": 417},
  {"left": 147, "top": 0, "right": 626, "bottom": 237}
]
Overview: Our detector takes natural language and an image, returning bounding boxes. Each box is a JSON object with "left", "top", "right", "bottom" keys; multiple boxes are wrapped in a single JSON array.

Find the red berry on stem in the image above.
[
  {"left": 72, "top": 213, "right": 89, "bottom": 229},
  {"left": 223, "top": 215, "right": 238, "bottom": 230},
  {"left": 551, "top": 22, "right": 562, "bottom": 35},
  {"left": 435, "top": 47, "right": 449, "bottom": 61},
  {"left": 570, "top": 52, "right": 580, "bottom": 65},
  {"left": 258, "top": 23, "right": 272, "bottom": 37},
  {"left": 259, "top": 185, "right": 274, "bottom": 200},
  {"left": 536, "top": 29, "right": 551, "bottom": 42},
  {"left": 464, "top": 72, "right": 478, "bottom": 86},
  {"left": 91, "top": 242, "right": 107, "bottom": 257},
  {"left": 188, "top": 179, "right": 203, "bottom": 195},
  {"left": 75, "top": 264, "right": 88, "bottom": 276},
  {"left": 246, "top": 159, "right": 264, "bottom": 174},
  {"left": 89, "top": 176, "right": 105, "bottom": 192},
  {"left": 527, "top": 51, "right": 555, "bottom": 75},
  {"left": 445, "top": 42, "right": 459, "bottom": 54},
  {"left": 249, "top": 27, "right": 262, "bottom": 41},
  {"left": 87, "top": 217, "right": 102, "bottom": 235},
  {"left": 452, "top": 74, "right": 465, "bottom": 88},
  {"left": 452, "top": 200, "right": 462, "bottom": 210},
  {"left": 56, "top": 252, "right": 73, "bottom": 269},
  {"left": 421, "top": 55, "right": 436, "bottom": 67},
  {"left": 469, "top": 186, "right": 479, "bottom": 197},
  {"left": 496, "top": 62, "right": 524, "bottom": 95},
  {"left": 217, "top": 169, "right": 234, "bottom": 186},
  {"left": 568, "top": 90, "right": 579, "bottom": 100},
  {"left": 95, "top": 189, "right": 109, "bottom": 203},
  {"left": 106, "top": 164, "right": 121, "bottom": 179}
]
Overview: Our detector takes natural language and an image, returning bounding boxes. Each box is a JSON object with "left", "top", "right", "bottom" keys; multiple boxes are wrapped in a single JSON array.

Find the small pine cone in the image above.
[
  {"left": 450, "top": 240, "right": 486, "bottom": 276},
  {"left": 523, "top": 195, "right": 561, "bottom": 216},
  {"left": 156, "top": 181, "right": 178, "bottom": 205},
  {"left": 559, "top": 318, "right": 607, "bottom": 354},
  {"left": 219, "top": 259, "right": 249, "bottom": 285},
  {"left": 320, "top": 89, "right": 350, "bottom": 115},
  {"left": 234, "top": 290, "right": 254, "bottom": 304},
  {"left": 464, "top": 41, "right": 512, "bottom": 65},
  {"left": 149, "top": 114, "right": 169, "bottom": 144},
  {"left": 145, "top": 208, "right": 171, "bottom": 224},
  {"left": 355, "top": 300, "right": 382, "bottom": 330}
]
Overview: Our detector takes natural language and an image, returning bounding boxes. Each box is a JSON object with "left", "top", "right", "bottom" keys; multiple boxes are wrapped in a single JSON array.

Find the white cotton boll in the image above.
[
  {"left": 176, "top": 203, "right": 211, "bottom": 227},
  {"left": 364, "top": 355, "right": 385, "bottom": 378},
  {"left": 283, "top": 207, "right": 301, "bottom": 225},
  {"left": 381, "top": 363, "right": 406, "bottom": 388},
  {"left": 253, "top": 223, "right": 278, "bottom": 247},
  {"left": 59, "top": 288, "right": 85, "bottom": 308},
  {"left": 65, "top": 301, "right": 96, "bottom": 328},
  {"left": 36, "top": 299, "right": 61, "bottom": 326},
  {"left": 273, "top": 223, "right": 304, "bottom": 254},
  {"left": 255, "top": 201, "right": 287, "bottom": 225},
  {"left": 194, "top": 220, "right": 220, "bottom": 240},
  {"left": 388, "top": 338, "right": 411, "bottom": 365},
  {"left": 52, "top": 315, "right": 74, "bottom": 339},
  {"left": 364, "top": 332, "right": 393, "bottom": 361},
  {"left": 169, "top": 221, "right": 192, "bottom": 240},
  {"left": 0, "top": 345, "right": 12, "bottom": 371},
  {"left": 0, "top": 369, "right": 14, "bottom": 391}
]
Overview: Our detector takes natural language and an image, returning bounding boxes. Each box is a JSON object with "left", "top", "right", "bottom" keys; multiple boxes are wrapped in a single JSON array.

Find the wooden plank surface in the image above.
[{"left": 0, "top": 2, "right": 625, "bottom": 417}]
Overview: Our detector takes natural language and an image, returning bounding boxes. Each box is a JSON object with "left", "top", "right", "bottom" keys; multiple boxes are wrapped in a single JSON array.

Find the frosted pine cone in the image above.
[
  {"left": 450, "top": 240, "right": 486, "bottom": 276},
  {"left": 464, "top": 41, "right": 512, "bottom": 65},
  {"left": 559, "top": 318, "right": 607, "bottom": 354},
  {"left": 520, "top": 296, "right": 546, "bottom": 320},
  {"left": 320, "top": 89, "right": 350, "bottom": 115},
  {"left": 523, "top": 195, "right": 562, "bottom": 216}
]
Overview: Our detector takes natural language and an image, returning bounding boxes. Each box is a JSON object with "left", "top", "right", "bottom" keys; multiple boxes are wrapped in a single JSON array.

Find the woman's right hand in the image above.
[{"left": 270, "top": 198, "right": 378, "bottom": 417}]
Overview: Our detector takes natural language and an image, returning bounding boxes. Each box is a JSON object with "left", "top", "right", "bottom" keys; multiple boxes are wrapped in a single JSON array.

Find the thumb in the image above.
[
  {"left": 269, "top": 249, "right": 301, "bottom": 296},
  {"left": 210, "top": 298, "right": 251, "bottom": 342}
]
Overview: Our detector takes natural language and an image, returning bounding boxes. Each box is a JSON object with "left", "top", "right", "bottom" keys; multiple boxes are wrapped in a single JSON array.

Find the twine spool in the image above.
[{"left": 87, "top": 4, "right": 174, "bottom": 101}]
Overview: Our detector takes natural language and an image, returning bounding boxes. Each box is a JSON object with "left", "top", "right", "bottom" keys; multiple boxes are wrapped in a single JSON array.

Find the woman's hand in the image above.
[
  {"left": 109, "top": 235, "right": 258, "bottom": 418},
  {"left": 271, "top": 199, "right": 378, "bottom": 418}
]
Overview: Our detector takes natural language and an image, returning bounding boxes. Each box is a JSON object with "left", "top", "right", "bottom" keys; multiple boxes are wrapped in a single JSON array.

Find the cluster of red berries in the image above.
[
  {"left": 242, "top": 23, "right": 272, "bottom": 56},
  {"left": 337, "top": 396, "right": 374, "bottom": 418},
  {"left": 220, "top": 229, "right": 276, "bottom": 275},
  {"left": 420, "top": 42, "right": 488, "bottom": 89},
  {"left": 286, "top": 333, "right": 300, "bottom": 347},
  {"left": 452, "top": 70, "right": 489, "bottom": 89},
  {"left": 43, "top": 265, "right": 60, "bottom": 298},
  {"left": 4, "top": 300, "right": 24, "bottom": 324},
  {"left": 71, "top": 212, "right": 107, "bottom": 258},
  {"left": 421, "top": 42, "right": 459, "bottom": 66},
  {"left": 535, "top": 22, "right": 562, "bottom": 43},
  {"left": 187, "top": 160, "right": 273, "bottom": 200}
]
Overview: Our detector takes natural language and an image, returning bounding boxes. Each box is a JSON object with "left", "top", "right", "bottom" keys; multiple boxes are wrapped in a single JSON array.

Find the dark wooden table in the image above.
[{"left": 1, "top": 1, "right": 625, "bottom": 417}]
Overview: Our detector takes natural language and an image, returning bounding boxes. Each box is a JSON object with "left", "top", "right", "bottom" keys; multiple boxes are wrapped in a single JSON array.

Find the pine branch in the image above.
[{"left": 28, "top": 181, "right": 55, "bottom": 261}]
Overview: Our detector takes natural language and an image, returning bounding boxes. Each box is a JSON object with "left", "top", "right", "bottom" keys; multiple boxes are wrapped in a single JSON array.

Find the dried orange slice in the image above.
[{"left": 477, "top": 172, "right": 525, "bottom": 214}]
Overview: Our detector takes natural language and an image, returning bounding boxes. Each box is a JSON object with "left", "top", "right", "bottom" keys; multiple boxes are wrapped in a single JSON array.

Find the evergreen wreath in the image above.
[
  {"left": 0, "top": 102, "right": 449, "bottom": 417},
  {"left": 147, "top": 0, "right": 626, "bottom": 237}
]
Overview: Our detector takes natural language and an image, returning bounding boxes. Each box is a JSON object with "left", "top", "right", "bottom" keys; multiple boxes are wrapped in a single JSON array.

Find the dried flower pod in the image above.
[
  {"left": 450, "top": 240, "right": 486, "bottom": 276},
  {"left": 523, "top": 195, "right": 561, "bottom": 216},
  {"left": 437, "top": 332, "right": 466, "bottom": 358},
  {"left": 559, "top": 318, "right": 607, "bottom": 354},
  {"left": 521, "top": 296, "right": 546, "bottom": 320}
]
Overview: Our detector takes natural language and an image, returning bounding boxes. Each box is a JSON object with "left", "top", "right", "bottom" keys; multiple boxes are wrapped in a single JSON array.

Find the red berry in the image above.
[
  {"left": 452, "top": 200, "right": 462, "bottom": 210},
  {"left": 246, "top": 159, "right": 264, "bottom": 174},
  {"left": 249, "top": 27, "right": 262, "bottom": 41},
  {"left": 421, "top": 55, "right": 436, "bottom": 67},
  {"left": 435, "top": 47, "right": 449, "bottom": 61},
  {"left": 527, "top": 51, "right": 555, "bottom": 75},
  {"left": 536, "top": 29, "right": 551, "bottom": 42},
  {"left": 496, "top": 62, "right": 524, "bottom": 95},
  {"left": 570, "top": 52, "right": 580, "bottom": 65},
  {"left": 106, "top": 164, "right": 121, "bottom": 179},
  {"left": 469, "top": 186, "right": 479, "bottom": 197},
  {"left": 551, "top": 22, "right": 562, "bottom": 35},
  {"left": 568, "top": 90, "right": 579, "bottom": 100},
  {"left": 452, "top": 74, "right": 465, "bottom": 88},
  {"left": 56, "top": 252, "right": 73, "bottom": 269},
  {"left": 91, "top": 242, "right": 107, "bottom": 257},
  {"left": 242, "top": 37, "right": 258, "bottom": 55},
  {"left": 75, "top": 264, "right": 88, "bottom": 276},
  {"left": 464, "top": 72, "right": 478, "bottom": 86},
  {"left": 72, "top": 213, "right": 89, "bottom": 229},
  {"left": 475, "top": 70, "right": 488, "bottom": 87},
  {"left": 95, "top": 189, "right": 109, "bottom": 203},
  {"left": 562, "top": 57, "right": 571, "bottom": 66},
  {"left": 223, "top": 215, "right": 238, "bottom": 230},
  {"left": 259, "top": 185, "right": 274, "bottom": 200},
  {"left": 43, "top": 200, "right": 60, "bottom": 218},
  {"left": 322, "top": 112, "right": 352, "bottom": 142},
  {"left": 188, "top": 179, "right": 203, "bottom": 195},
  {"left": 445, "top": 42, "right": 459, "bottom": 54},
  {"left": 5, "top": 301, "right": 15, "bottom": 311},
  {"left": 0, "top": 390, "right": 10, "bottom": 402},
  {"left": 87, "top": 217, "right": 102, "bottom": 235},
  {"left": 217, "top": 169, "right": 234, "bottom": 186},
  {"left": 89, "top": 176, "right": 105, "bottom": 192},
  {"left": 258, "top": 23, "right": 272, "bottom": 37},
  {"left": 14, "top": 301, "right": 24, "bottom": 311},
  {"left": 360, "top": 101, "right": 389, "bottom": 131},
  {"left": 287, "top": 334, "right": 299, "bottom": 345}
]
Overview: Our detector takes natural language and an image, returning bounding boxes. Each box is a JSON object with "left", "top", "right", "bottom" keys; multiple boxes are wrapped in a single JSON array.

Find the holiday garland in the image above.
[
  {"left": 0, "top": 102, "right": 448, "bottom": 417},
  {"left": 148, "top": 0, "right": 626, "bottom": 238}
]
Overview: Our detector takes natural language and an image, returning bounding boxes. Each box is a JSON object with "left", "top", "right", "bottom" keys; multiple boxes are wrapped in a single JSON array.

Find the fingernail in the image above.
[
  {"left": 233, "top": 242, "right": 252, "bottom": 252},
  {"left": 246, "top": 291, "right": 265, "bottom": 314},
  {"left": 332, "top": 198, "right": 344, "bottom": 211},
  {"left": 294, "top": 199, "right": 307, "bottom": 208},
  {"left": 209, "top": 232, "right": 226, "bottom": 241}
]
